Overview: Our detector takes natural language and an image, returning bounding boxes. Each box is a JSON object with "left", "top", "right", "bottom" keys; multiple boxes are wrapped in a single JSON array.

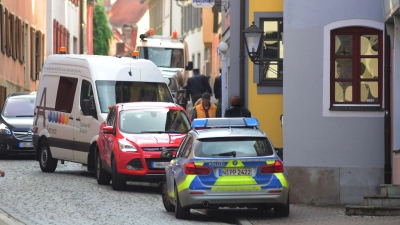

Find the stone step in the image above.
[
  {"left": 364, "top": 195, "right": 400, "bottom": 207},
  {"left": 345, "top": 205, "right": 400, "bottom": 216},
  {"left": 380, "top": 184, "right": 400, "bottom": 197}
]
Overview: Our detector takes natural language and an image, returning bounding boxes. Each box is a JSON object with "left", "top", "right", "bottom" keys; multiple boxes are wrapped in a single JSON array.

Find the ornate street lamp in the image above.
[{"left": 242, "top": 22, "right": 269, "bottom": 65}]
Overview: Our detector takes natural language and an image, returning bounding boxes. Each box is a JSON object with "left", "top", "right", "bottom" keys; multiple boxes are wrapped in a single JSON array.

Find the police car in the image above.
[{"left": 160, "top": 118, "right": 290, "bottom": 219}]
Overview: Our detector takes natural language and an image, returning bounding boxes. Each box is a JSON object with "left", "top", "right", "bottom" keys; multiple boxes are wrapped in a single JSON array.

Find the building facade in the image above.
[
  {"left": 0, "top": 0, "right": 47, "bottom": 106},
  {"left": 284, "top": 0, "right": 386, "bottom": 204}
]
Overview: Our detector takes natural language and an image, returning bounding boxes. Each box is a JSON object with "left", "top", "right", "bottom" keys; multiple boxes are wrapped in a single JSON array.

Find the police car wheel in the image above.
[
  {"left": 174, "top": 185, "right": 190, "bottom": 219},
  {"left": 111, "top": 157, "right": 126, "bottom": 191},
  {"left": 39, "top": 140, "right": 58, "bottom": 173},
  {"left": 162, "top": 178, "right": 175, "bottom": 212},
  {"left": 96, "top": 151, "right": 111, "bottom": 185},
  {"left": 274, "top": 196, "right": 290, "bottom": 217}
]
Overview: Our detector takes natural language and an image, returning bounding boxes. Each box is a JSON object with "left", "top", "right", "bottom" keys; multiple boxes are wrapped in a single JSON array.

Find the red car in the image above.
[{"left": 96, "top": 102, "right": 191, "bottom": 190}]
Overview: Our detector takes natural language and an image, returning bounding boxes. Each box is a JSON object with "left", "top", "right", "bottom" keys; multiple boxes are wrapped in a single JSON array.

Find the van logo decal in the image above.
[
  {"left": 48, "top": 111, "right": 69, "bottom": 125},
  {"left": 34, "top": 87, "right": 55, "bottom": 127}
]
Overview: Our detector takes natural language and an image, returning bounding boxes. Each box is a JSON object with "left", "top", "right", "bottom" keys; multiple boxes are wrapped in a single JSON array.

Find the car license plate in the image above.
[
  {"left": 19, "top": 142, "right": 33, "bottom": 148},
  {"left": 151, "top": 162, "right": 169, "bottom": 168},
  {"left": 219, "top": 169, "right": 252, "bottom": 176}
]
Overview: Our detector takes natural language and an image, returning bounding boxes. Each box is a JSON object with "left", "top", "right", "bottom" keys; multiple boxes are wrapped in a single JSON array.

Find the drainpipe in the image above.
[
  {"left": 176, "top": 0, "right": 183, "bottom": 35},
  {"left": 80, "top": 0, "right": 83, "bottom": 54},
  {"left": 240, "top": 0, "right": 245, "bottom": 106},
  {"left": 384, "top": 28, "right": 392, "bottom": 184}
]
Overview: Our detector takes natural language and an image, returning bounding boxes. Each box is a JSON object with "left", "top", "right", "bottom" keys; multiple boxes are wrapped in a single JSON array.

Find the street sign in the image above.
[{"left": 192, "top": 0, "right": 214, "bottom": 8}]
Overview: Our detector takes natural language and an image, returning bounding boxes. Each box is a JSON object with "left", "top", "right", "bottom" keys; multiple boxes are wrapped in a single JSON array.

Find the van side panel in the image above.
[{"left": 34, "top": 75, "right": 74, "bottom": 160}]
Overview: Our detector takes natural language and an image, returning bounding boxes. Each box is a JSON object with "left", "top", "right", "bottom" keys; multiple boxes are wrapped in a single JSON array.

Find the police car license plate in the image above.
[
  {"left": 219, "top": 169, "right": 252, "bottom": 176},
  {"left": 19, "top": 142, "right": 33, "bottom": 148},
  {"left": 151, "top": 162, "right": 169, "bottom": 168}
]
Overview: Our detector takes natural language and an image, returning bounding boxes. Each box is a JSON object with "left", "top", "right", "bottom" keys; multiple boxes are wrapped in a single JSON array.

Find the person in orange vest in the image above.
[{"left": 191, "top": 93, "right": 217, "bottom": 121}]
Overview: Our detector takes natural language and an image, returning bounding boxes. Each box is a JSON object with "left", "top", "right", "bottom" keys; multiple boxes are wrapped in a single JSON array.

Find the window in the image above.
[
  {"left": 0, "top": 3, "right": 4, "bottom": 54},
  {"left": 55, "top": 77, "right": 78, "bottom": 113},
  {"left": 330, "top": 27, "right": 382, "bottom": 110},
  {"left": 259, "top": 18, "right": 283, "bottom": 86}
]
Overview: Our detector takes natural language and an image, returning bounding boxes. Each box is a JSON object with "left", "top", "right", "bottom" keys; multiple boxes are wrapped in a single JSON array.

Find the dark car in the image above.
[{"left": 0, "top": 92, "right": 36, "bottom": 157}]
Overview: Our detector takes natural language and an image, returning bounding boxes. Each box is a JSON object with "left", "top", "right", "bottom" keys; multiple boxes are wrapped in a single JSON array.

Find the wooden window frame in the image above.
[
  {"left": 330, "top": 27, "right": 383, "bottom": 111},
  {"left": 19, "top": 20, "right": 25, "bottom": 64},
  {"left": 5, "top": 8, "right": 9, "bottom": 57}
]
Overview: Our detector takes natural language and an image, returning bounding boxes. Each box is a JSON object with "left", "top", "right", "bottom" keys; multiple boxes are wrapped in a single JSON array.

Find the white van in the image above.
[{"left": 33, "top": 54, "right": 173, "bottom": 172}]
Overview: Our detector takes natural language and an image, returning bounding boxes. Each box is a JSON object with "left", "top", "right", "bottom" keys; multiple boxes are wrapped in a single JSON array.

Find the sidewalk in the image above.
[{"left": 232, "top": 204, "right": 400, "bottom": 225}]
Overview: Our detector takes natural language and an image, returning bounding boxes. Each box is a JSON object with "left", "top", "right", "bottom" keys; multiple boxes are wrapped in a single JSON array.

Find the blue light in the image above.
[
  {"left": 244, "top": 118, "right": 260, "bottom": 127},
  {"left": 192, "top": 118, "right": 207, "bottom": 128}
]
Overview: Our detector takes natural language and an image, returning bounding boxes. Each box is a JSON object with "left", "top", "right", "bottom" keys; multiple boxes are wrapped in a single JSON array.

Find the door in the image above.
[
  {"left": 72, "top": 78, "right": 101, "bottom": 163},
  {"left": 41, "top": 76, "right": 77, "bottom": 160}
]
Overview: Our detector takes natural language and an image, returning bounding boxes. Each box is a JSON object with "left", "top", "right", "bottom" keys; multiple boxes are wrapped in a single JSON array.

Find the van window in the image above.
[
  {"left": 96, "top": 81, "right": 173, "bottom": 113},
  {"left": 80, "top": 79, "right": 97, "bottom": 119},
  {"left": 55, "top": 77, "right": 77, "bottom": 113},
  {"left": 138, "top": 47, "right": 184, "bottom": 68}
]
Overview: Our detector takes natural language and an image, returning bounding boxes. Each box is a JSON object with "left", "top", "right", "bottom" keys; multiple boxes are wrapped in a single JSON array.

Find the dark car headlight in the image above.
[{"left": 0, "top": 123, "right": 11, "bottom": 135}]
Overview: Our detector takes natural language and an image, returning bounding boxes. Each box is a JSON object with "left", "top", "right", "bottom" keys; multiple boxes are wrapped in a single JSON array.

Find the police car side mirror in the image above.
[
  {"left": 160, "top": 150, "right": 173, "bottom": 160},
  {"left": 82, "top": 99, "right": 91, "bottom": 116}
]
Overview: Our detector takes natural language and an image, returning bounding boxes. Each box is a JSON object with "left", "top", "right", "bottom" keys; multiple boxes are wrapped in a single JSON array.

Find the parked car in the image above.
[
  {"left": 96, "top": 102, "right": 191, "bottom": 191},
  {"left": 160, "top": 117, "right": 290, "bottom": 219},
  {"left": 0, "top": 92, "right": 36, "bottom": 157}
]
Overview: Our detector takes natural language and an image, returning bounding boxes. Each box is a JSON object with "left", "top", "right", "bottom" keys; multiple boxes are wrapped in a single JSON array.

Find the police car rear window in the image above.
[{"left": 194, "top": 137, "right": 274, "bottom": 157}]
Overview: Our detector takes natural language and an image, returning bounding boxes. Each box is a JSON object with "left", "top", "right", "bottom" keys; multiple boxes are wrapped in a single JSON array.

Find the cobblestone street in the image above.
[{"left": 0, "top": 155, "right": 232, "bottom": 225}]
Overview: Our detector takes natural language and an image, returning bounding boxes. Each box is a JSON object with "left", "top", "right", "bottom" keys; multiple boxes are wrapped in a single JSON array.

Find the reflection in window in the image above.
[{"left": 260, "top": 19, "right": 283, "bottom": 85}]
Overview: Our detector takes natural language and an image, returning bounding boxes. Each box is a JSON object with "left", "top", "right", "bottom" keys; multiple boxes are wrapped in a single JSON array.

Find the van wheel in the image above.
[
  {"left": 111, "top": 157, "right": 126, "bottom": 191},
  {"left": 162, "top": 178, "right": 175, "bottom": 212},
  {"left": 96, "top": 151, "right": 111, "bottom": 185},
  {"left": 174, "top": 185, "right": 190, "bottom": 219},
  {"left": 39, "top": 140, "right": 58, "bottom": 172}
]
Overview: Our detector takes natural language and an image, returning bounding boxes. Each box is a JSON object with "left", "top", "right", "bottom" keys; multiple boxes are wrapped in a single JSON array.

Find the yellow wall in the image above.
[{"left": 248, "top": 0, "right": 284, "bottom": 148}]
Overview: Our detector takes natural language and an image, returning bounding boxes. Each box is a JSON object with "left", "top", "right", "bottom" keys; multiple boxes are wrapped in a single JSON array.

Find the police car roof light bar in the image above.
[{"left": 192, "top": 118, "right": 259, "bottom": 129}]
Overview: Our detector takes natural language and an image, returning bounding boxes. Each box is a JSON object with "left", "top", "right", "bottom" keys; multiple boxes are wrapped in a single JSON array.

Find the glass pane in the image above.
[
  {"left": 360, "top": 35, "right": 378, "bottom": 55},
  {"left": 360, "top": 58, "right": 378, "bottom": 79},
  {"left": 360, "top": 82, "right": 378, "bottom": 103},
  {"left": 335, "top": 35, "right": 352, "bottom": 55},
  {"left": 263, "top": 41, "right": 278, "bottom": 58},
  {"left": 335, "top": 82, "right": 352, "bottom": 102},
  {"left": 279, "top": 41, "right": 284, "bottom": 58},
  {"left": 261, "top": 61, "right": 281, "bottom": 79},
  {"left": 264, "top": 21, "right": 278, "bottom": 39},
  {"left": 335, "top": 59, "right": 353, "bottom": 79}
]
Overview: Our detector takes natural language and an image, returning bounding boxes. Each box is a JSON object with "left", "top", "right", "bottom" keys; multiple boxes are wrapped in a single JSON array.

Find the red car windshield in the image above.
[{"left": 119, "top": 109, "right": 191, "bottom": 134}]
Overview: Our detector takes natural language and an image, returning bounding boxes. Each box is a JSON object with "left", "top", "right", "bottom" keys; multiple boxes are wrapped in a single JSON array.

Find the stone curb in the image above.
[{"left": 0, "top": 209, "right": 24, "bottom": 225}]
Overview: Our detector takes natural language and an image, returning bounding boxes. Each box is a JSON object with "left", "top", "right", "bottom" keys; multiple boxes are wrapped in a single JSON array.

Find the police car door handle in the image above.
[{"left": 76, "top": 118, "right": 81, "bottom": 121}]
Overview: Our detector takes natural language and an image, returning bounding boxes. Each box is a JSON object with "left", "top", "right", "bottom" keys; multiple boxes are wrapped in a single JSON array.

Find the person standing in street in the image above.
[
  {"left": 191, "top": 93, "right": 217, "bottom": 121},
  {"left": 224, "top": 95, "right": 252, "bottom": 118},
  {"left": 186, "top": 69, "right": 212, "bottom": 108},
  {"left": 214, "top": 68, "right": 222, "bottom": 117},
  {"left": 0, "top": 169, "right": 4, "bottom": 177}
]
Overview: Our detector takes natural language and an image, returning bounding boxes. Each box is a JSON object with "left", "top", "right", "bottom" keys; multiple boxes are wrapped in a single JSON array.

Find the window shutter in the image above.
[{"left": 30, "top": 27, "right": 36, "bottom": 81}]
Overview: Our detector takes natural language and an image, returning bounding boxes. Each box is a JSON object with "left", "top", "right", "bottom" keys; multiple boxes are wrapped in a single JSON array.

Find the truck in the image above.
[{"left": 135, "top": 29, "right": 193, "bottom": 110}]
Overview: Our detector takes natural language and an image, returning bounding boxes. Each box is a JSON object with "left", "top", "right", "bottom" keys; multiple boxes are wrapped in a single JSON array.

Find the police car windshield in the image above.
[
  {"left": 194, "top": 137, "right": 274, "bottom": 158},
  {"left": 119, "top": 109, "right": 191, "bottom": 134},
  {"left": 96, "top": 81, "right": 173, "bottom": 113},
  {"left": 2, "top": 97, "right": 35, "bottom": 117},
  {"left": 138, "top": 47, "right": 184, "bottom": 68}
]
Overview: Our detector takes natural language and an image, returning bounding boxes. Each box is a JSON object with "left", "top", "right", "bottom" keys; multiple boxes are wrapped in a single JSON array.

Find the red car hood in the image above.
[{"left": 125, "top": 133, "right": 186, "bottom": 147}]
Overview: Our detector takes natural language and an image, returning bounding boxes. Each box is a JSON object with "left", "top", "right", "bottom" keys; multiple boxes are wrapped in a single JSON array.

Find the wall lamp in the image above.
[{"left": 242, "top": 21, "right": 270, "bottom": 65}]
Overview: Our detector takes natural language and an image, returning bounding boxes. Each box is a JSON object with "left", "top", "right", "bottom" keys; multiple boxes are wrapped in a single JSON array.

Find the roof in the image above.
[
  {"left": 116, "top": 102, "right": 182, "bottom": 110},
  {"left": 8, "top": 92, "right": 37, "bottom": 98},
  {"left": 107, "top": 0, "right": 148, "bottom": 27},
  {"left": 193, "top": 128, "right": 266, "bottom": 139}
]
